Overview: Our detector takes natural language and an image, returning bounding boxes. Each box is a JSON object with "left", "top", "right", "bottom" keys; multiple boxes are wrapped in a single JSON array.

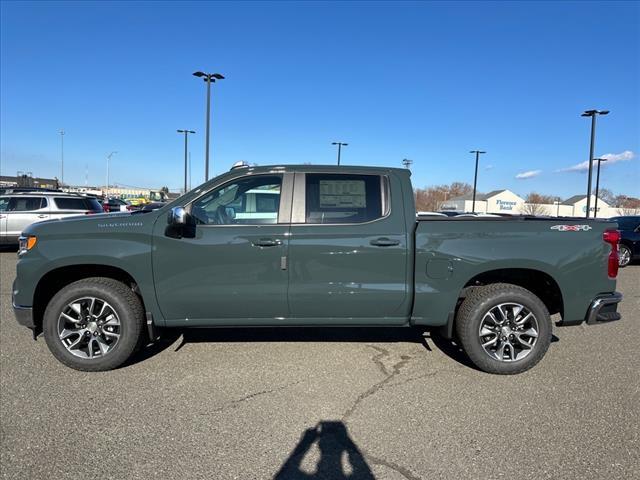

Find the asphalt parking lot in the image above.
[{"left": 1, "top": 251, "right": 638, "bottom": 480}]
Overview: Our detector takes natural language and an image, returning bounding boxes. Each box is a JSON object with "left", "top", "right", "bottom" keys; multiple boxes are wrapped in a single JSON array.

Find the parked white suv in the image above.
[{"left": 0, "top": 192, "right": 103, "bottom": 243}]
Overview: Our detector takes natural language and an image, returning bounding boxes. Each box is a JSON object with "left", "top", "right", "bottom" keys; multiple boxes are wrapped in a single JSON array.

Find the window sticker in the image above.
[{"left": 319, "top": 180, "right": 366, "bottom": 208}]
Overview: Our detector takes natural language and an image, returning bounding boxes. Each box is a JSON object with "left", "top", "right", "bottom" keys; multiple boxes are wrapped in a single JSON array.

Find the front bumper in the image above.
[
  {"left": 12, "top": 288, "right": 35, "bottom": 329},
  {"left": 585, "top": 292, "right": 623, "bottom": 325}
]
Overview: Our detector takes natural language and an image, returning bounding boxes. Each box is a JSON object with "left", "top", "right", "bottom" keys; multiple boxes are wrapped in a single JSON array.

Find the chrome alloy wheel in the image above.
[
  {"left": 619, "top": 245, "right": 631, "bottom": 267},
  {"left": 57, "top": 297, "right": 121, "bottom": 359},
  {"left": 478, "top": 303, "right": 539, "bottom": 362}
]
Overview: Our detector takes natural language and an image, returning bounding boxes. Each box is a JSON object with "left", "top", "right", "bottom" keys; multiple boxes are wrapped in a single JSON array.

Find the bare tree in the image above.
[
  {"left": 597, "top": 188, "right": 616, "bottom": 206},
  {"left": 522, "top": 192, "right": 555, "bottom": 216},
  {"left": 615, "top": 195, "right": 640, "bottom": 215},
  {"left": 414, "top": 182, "right": 473, "bottom": 211}
]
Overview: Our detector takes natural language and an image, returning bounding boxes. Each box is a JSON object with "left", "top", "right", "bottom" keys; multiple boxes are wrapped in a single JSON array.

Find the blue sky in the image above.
[{"left": 1, "top": 1, "right": 638, "bottom": 197}]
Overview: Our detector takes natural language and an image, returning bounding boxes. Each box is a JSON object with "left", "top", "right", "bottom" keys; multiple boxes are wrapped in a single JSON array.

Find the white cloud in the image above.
[
  {"left": 484, "top": 164, "right": 494, "bottom": 170},
  {"left": 558, "top": 150, "right": 635, "bottom": 173},
  {"left": 600, "top": 150, "right": 635, "bottom": 162},
  {"left": 515, "top": 170, "right": 542, "bottom": 179}
]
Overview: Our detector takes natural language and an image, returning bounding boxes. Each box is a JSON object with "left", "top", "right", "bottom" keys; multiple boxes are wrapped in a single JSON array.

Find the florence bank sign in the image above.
[{"left": 496, "top": 199, "right": 517, "bottom": 211}]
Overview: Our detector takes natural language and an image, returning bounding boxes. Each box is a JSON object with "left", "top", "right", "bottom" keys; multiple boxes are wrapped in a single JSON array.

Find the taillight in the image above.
[{"left": 603, "top": 229, "right": 620, "bottom": 278}]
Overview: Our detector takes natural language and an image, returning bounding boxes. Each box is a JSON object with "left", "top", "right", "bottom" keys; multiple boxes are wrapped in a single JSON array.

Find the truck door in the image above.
[
  {"left": 287, "top": 172, "right": 411, "bottom": 323},
  {"left": 152, "top": 173, "right": 293, "bottom": 324}
]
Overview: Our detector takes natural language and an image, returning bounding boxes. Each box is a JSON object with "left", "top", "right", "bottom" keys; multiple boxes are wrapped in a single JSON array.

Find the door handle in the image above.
[
  {"left": 370, "top": 237, "right": 400, "bottom": 247},
  {"left": 252, "top": 238, "right": 282, "bottom": 247},
  {"left": 37, "top": 214, "right": 48, "bottom": 218}
]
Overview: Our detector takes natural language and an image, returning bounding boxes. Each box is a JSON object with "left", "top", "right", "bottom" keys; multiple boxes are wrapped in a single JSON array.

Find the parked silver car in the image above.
[{"left": 0, "top": 192, "right": 103, "bottom": 243}]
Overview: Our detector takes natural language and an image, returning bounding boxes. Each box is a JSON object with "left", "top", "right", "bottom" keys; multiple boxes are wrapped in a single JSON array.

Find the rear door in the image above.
[
  {"left": 287, "top": 172, "right": 410, "bottom": 323},
  {"left": 5, "top": 196, "right": 50, "bottom": 239}
]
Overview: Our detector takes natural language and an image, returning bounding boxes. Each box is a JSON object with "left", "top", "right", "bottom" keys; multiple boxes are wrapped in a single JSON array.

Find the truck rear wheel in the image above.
[
  {"left": 455, "top": 283, "right": 552, "bottom": 374},
  {"left": 43, "top": 277, "right": 144, "bottom": 371}
]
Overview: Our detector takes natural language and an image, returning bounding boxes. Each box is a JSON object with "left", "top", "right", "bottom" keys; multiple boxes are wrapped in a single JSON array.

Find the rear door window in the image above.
[
  {"left": 54, "top": 197, "right": 101, "bottom": 211},
  {"left": 305, "top": 174, "right": 384, "bottom": 224}
]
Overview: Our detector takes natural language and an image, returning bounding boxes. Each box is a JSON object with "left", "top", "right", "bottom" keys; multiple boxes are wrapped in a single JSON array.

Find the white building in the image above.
[
  {"left": 439, "top": 191, "right": 617, "bottom": 218},
  {"left": 439, "top": 189, "right": 524, "bottom": 214}
]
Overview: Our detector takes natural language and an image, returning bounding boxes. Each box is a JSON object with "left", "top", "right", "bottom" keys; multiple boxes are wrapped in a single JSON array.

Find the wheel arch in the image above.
[
  {"left": 33, "top": 264, "right": 146, "bottom": 332},
  {"left": 462, "top": 268, "right": 564, "bottom": 318}
]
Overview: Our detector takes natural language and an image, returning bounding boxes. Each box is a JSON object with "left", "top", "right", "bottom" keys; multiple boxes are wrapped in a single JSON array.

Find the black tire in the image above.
[
  {"left": 619, "top": 244, "right": 632, "bottom": 267},
  {"left": 455, "top": 283, "right": 552, "bottom": 375},
  {"left": 43, "top": 277, "right": 144, "bottom": 371}
]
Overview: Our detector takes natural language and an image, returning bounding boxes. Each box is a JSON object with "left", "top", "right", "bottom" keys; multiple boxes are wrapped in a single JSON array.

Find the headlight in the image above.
[{"left": 18, "top": 236, "right": 37, "bottom": 256}]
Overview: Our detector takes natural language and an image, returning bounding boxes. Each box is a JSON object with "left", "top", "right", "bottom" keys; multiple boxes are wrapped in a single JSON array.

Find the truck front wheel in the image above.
[
  {"left": 455, "top": 283, "right": 552, "bottom": 374},
  {"left": 43, "top": 277, "right": 144, "bottom": 371}
]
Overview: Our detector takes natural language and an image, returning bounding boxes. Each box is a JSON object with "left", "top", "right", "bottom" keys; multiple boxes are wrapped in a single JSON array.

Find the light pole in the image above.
[
  {"left": 177, "top": 130, "right": 196, "bottom": 193},
  {"left": 59, "top": 130, "right": 65, "bottom": 185},
  {"left": 593, "top": 157, "right": 608, "bottom": 218},
  {"left": 106, "top": 151, "right": 117, "bottom": 197},
  {"left": 193, "top": 71, "right": 224, "bottom": 181},
  {"left": 332, "top": 142, "right": 348, "bottom": 165},
  {"left": 469, "top": 150, "right": 486, "bottom": 213},
  {"left": 581, "top": 109, "right": 609, "bottom": 218}
]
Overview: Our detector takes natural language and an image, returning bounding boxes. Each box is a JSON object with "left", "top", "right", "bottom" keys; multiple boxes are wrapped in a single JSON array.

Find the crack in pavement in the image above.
[
  {"left": 341, "top": 345, "right": 424, "bottom": 480},
  {"left": 342, "top": 345, "right": 413, "bottom": 423},
  {"left": 200, "top": 380, "right": 303, "bottom": 415}
]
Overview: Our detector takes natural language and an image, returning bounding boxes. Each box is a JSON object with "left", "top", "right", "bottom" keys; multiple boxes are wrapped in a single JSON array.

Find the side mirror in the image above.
[
  {"left": 168, "top": 206, "right": 187, "bottom": 225},
  {"left": 166, "top": 206, "right": 195, "bottom": 239}
]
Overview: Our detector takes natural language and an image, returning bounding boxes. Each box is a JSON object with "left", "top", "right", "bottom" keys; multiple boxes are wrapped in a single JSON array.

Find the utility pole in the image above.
[
  {"left": 193, "top": 71, "right": 224, "bottom": 181},
  {"left": 581, "top": 109, "right": 609, "bottom": 218},
  {"left": 402, "top": 158, "right": 413, "bottom": 170},
  {"left": 177, "top": 130, "right": 196, "bottom": 193},
  {"left": 106, "top": 151, "right": 117, "bottom": 197},
  {"left": 59, "top": 130, "right": 65, "bottom": 185},
  {"left": 469, "top": 150, "right": 486, "bottom": 213},
  {"left": 332, "top": 142, "right": 348, "bottom": 165},
  {"left": 593, "top": 157, "right": 608, "bottom": 218}
]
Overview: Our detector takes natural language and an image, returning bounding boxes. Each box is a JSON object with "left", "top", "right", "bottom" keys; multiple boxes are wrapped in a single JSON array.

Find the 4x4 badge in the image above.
[{"left": 550, "top": 225, "right": 592, "bottom": 232}]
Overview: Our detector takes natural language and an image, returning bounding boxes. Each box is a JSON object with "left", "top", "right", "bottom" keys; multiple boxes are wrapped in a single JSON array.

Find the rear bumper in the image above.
[{"left": 585, "top": 292, "right": 623, "bottom": 325}]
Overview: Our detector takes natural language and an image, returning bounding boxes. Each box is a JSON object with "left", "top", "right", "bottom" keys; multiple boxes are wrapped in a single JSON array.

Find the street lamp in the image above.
[
  {"left": 177, "top": 130, "right": 196, "bottom": 193},
  {"left": 59, "top": 130, "right": 65, "bottom": 185},
  {"left": 332, "top": 142, "right": 348, "bottom": 165},
  {"left": 106, "top": 151, "right": 117, "bottom": 197},
  {"left": 193, "top": 71, "right": 224, "bottom": 181},
  {"left": 593, "top": 157, "right": 608, "bottom": 218},
  {"left": 581, "top": 109, "right": 609, "bottom": 218},
  {"left": 469, "top": 150, "right": 486, "bottom": 213}
]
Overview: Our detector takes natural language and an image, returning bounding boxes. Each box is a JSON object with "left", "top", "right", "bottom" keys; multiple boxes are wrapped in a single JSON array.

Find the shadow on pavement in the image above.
[
  {"left": 124, "top": 325, "right": 559, "bottom": 371},
  {"left": 274, "top": 421, "right": 374, "bottom": 480}
]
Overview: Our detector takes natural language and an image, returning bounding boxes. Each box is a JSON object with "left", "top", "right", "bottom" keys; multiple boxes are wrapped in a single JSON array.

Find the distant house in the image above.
[{"left": 560, "top": 195, "right": 611, "bottom": 217}]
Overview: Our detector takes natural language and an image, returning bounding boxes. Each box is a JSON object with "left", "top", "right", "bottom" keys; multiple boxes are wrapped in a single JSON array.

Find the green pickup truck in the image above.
[{"left": 13, "top": 164, "right": 623, "bottom": 374}]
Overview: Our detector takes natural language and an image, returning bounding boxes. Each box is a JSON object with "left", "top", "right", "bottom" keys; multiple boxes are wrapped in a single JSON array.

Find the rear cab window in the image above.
[{"left": 304, "top": 173, "right": 386, "bottom": 224}]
